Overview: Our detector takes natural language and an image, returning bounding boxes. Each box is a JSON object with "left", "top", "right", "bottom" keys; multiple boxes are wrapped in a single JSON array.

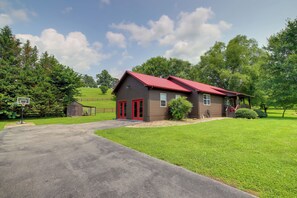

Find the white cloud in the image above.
[
  {"left": 16, "top": 28, "right": 109, "bottom": 73},
  {"left": 101, "top": 0, "right": 110, "bottom": 5},
  {"left": 62, "top": 6, "right": 73, "bottom": 14},
  {"left": 10, "top": 9, "right": 29, "bottom": 21},
  {"left": 111, "top": 7, "right": 231, "bottom": 63},
  {"left": 0, "top": 2, "right": 32, "bottom": 27},
  {"left": 0, "top": 13, "right": 12, "bottom": 26},
  {"left": 106, "top": 31, "right": 126, "bottom": 48},
  {"left": 112, "top": 15, "right": 174, "bottom": 46}
]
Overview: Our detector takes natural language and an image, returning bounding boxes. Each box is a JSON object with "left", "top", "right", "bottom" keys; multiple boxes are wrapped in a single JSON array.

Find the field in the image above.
[
  {"left": 76, "top": 87, "right": 116, "bottom": 109},
  {"left": 96, "top": 109, "right": 297, "bottom": 198}
]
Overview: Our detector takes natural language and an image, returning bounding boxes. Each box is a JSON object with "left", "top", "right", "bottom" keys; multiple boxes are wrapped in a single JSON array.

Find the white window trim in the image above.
[
  {"left": 160, "top": 93, "right": 167, "bottom": 107},
  {"left": 203, "top": 94, "right": 211, "bottom": 106}
]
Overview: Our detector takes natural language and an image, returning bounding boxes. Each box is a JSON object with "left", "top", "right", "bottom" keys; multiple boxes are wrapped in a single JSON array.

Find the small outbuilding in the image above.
[{"left": 67, "top": 101, "right": 96, "bottom": 117}]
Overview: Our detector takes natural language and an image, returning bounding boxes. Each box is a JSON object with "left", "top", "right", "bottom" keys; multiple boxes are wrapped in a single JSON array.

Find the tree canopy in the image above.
[
  {"left": 0, "top": 26, "right": 82, "bottom": 118},
  {"left": 262, "top": 18, "right": 297, "bottom": 117},
  {"left": 196, "top": 35, "right": 266, "bottom": 97},
  {"left": 82, "top": 74, "right": 97, "bottom": 88},
  {"left": 132, "top": 56, "right": 195, "bottom": 80}
]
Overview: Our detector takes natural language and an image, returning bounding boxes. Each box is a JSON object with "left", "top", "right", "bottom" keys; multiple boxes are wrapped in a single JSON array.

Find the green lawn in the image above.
[
  {"left": 76, "top": 87, "right": 114, "bottom": 99},
  {"left": 76, "top": 87, "right": 116, "bottom": 109},
  {"left": 96, "top": 110, "right": 297, "bottom": 198},
  {"left": 0, "top": 112, "right": 115, "bottom": 131}
]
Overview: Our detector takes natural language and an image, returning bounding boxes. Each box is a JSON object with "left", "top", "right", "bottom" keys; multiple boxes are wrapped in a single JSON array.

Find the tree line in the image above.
[
  {"left": 132, "top": 18, "right": 297, "bottom": 117},
  {"left": 0, "top": 26, "right": 82, "bottom": 118}
]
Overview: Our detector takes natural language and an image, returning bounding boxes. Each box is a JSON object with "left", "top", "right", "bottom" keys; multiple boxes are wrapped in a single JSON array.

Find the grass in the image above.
[
  {"left": 76, "top": 87, "right": 114, "bottom": 99},
  {"left": 96, "top": 109, "right": 297, "bottom": 198},
  {"left": 0, "top": 112, "right": 115, "bottom": 131},
  {"left": 76, "top": 87, "right": 116, "bottom": 109}
]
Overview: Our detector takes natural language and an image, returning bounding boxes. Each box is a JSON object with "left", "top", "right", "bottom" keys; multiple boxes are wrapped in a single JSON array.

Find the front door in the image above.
[
  {"left": 118, "top": 101, "right": 127, "bottom": 119},
  {"left": 132, "top": 99, "right": 144, "bottom": 120}
]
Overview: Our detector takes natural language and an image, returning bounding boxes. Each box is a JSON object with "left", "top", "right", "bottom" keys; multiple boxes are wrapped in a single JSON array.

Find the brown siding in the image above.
[
  {"left": 198, "top": 93, "right": 224, "bottom": 118},
  {"left": 168, "top": 78, "right": 199, "bottom": 118},
  {"left": 148, "top": 89, "right": 188, "bottom": 121},
  {"left": 116, "top": 75, "right": 149, "bottom": 121}
]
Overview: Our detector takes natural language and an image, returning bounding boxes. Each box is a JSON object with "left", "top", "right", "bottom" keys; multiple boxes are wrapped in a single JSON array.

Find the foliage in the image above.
[
  {"left": 132, "top": 56, "right": 196, "bottom": 80},
  {"left": 235, "top": 108, "right": 258, "bottom": 119},
  {"left": 99, "top": 85, "right": 108, "bottom": 94},
  {"left": 97, "top": 116, "right": 297, "bottom": 197},
  {"left": 0, "top": 26, "right": 82, "bottom": 118},
  {"left": 262, "top": 18, "right": 297, "bottom": 118},
  {"left": 168, "top": 97, "right": 193, "bottom": 120},
  {"left": 253, "top": 109, "right": 267, "bottom": 118},
  {"left": 196, "top": 36, "right": 266, "bottom": 98},
  {"left": 81, "top": 74, "right": 97, "bottom": 88},
  {"left": 96, "top": 69, "right": 115, "bottom": 88}
]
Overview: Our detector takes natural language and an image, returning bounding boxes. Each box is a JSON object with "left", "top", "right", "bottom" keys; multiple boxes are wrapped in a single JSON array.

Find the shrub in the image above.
[
  {"left": 254, "top": 109, "right": 267, "bottom": 118},
  {"left": 235, "top": 108, "right": 257, "bottom": 119},
  {"left": 168, "top": 97, "right": 193, "bottom": 120},
  {"left": 99, "top": 85, "right": 108, "bottom": 94}
]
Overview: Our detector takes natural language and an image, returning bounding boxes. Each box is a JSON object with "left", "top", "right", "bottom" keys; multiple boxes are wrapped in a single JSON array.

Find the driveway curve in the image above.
[{"left": 0, "top": 120, "right": 255, "bottom": 198}]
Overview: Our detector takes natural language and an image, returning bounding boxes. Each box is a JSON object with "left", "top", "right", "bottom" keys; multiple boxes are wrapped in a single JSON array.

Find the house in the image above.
[{"left": 113, "top": 71, "right": 251, "bottom": 121}]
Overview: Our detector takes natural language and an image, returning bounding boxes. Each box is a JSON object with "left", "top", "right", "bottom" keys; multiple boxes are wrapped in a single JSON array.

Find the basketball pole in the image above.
[{"left": 21, "top": 105, "right": 24, "bottom": 124}]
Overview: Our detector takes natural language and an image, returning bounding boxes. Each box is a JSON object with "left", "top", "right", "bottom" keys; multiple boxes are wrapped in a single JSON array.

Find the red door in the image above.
[
  {"left": 118, "top": 101, "right": 127, "bottom": 119},
  {"left": 132, "top": 99, "right": 144, "bottom": 120}
]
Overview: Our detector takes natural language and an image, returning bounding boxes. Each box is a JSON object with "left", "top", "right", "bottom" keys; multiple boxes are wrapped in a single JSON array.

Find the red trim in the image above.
[
  {"left": 117, "top": 100, "right": 127, "bottom": 119},
  {"left": 132, "top": 99, "right": 144, "bottom": 121}
]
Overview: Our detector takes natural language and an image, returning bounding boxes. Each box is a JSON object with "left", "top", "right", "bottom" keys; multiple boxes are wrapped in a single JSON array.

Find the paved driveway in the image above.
[{"left": 0, "top": 120, "right": 255, "bottom": 198}]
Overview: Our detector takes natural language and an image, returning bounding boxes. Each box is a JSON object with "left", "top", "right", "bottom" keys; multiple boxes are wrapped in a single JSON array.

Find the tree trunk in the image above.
[{"left": 282, "top": 108, "right": 287, "bottom": 118}]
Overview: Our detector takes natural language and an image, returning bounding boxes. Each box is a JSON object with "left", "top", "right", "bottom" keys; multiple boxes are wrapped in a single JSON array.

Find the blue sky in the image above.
[{"left": 1, "top": 0, "right": 296, "bottom": 78}]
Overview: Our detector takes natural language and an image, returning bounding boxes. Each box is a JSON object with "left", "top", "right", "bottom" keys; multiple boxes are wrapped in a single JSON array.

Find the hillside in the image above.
[{"left": 75, "top": 87, "right": 116, "bottom": 109}]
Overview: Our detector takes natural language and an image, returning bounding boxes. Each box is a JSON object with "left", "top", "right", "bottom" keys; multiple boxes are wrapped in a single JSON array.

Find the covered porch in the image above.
[{"left": 224, "top": 93, "right": 252, "bottom": 117}]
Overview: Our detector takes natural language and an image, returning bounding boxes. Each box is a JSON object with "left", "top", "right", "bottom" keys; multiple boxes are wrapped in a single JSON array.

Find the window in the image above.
[
  {"left": 175, "top": 95, "right": 181, "bottom": 99},
  {"left": 203, "top": 94, "right": 211, "bottom": 105},
  {"left": 160, "top": 93, "right": 167, "bottom": 107}
]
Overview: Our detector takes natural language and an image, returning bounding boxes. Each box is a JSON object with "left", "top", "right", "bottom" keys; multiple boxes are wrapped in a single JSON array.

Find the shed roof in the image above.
[{"left": 113, "top": 71, "right": 191, "bottom": 93}]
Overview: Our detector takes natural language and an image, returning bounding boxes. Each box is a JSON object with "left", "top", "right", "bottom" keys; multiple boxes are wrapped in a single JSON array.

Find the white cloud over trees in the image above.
[
  {"left": 16, "top": 29, "right": 109, "bottom": 73},
  {"left": 111, "top": 7, "right": 232, "bottom": 63}
]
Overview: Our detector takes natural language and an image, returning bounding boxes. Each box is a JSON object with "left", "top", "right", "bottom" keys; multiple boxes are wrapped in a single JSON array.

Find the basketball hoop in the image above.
[
  {"left": 16, "top": 97, "right": 30, "bottom": 124},
  {"left": 17, "top": 97, "right": 30, "bottom": 106}
]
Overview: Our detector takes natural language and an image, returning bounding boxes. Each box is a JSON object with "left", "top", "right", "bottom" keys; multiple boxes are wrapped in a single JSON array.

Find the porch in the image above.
[{"left": 224, "top": 94, "right": 252, "bottom": 117}]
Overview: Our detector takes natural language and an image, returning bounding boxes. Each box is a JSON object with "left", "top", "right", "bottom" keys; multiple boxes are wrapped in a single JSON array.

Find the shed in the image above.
[{"left": 67, "top": 101, "right": 96, "bottom": 117}]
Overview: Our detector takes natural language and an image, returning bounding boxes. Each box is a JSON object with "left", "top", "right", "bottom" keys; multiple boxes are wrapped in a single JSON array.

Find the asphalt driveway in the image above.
[{"left": 0, "top": 120, "right": 255, "bottom": 198}]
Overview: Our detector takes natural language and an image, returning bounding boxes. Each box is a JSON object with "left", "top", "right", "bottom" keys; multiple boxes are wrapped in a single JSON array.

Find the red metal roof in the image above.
[
  {"left": 168, "top": 76, "right": 227, "bottom": 95},
  {"left": 127, "top": 71, "right": 191, "bottom": 92}
]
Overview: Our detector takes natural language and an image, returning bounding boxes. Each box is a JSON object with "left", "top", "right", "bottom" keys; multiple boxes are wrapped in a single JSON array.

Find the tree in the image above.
[
  {"left": 196, "top": 35, "right": 266, "bottom": 100},
  {"left": 99, "top": 85, "right": 108, "bottom": 94},
  {"left": 263, "top": 18, "right": 297, "bottom": 117},
  {"left": 82, "top": 74, "right": 97, "bottom": 88},
  {"left": 0, "top": 26, "right": 83, "bottom": 118},
  {"left": 132, "top": 56, "right": 194, "bottom": 79},
  {"left": 96, "top": 69, "right": 113, "bottom": 88}
]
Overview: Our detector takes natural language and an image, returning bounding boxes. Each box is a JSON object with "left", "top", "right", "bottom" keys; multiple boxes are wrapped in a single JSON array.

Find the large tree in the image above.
[
  {"left": 196, "top": 35, "right": 266, "bottom": 98},
  {"left": 96, "top": 69, "right": 114, "bottom": 88},
  {"left": 0, "top": 26, "right": 83, "bottom": 118},
  {"left": 132, "top": 56, "right": 195, "bottom": 80},
  {"left": 263, "top": 18, "right": 297, "bottom": 117}
]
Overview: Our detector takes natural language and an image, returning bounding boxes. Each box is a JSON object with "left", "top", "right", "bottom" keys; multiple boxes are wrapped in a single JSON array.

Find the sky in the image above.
[{"left": 0, "top": 0, "right": 296, "bottom": 78}]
